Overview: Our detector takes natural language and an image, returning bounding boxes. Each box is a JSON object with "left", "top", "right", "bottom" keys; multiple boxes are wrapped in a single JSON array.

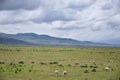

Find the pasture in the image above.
[{"left": 0, "top": 45, "right": 120, "bottom": 80}]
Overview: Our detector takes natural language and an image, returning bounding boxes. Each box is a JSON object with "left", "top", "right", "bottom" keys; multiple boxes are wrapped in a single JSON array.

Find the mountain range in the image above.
[{"left": 0, "top": 33, "right": 115, "bottom": 46}]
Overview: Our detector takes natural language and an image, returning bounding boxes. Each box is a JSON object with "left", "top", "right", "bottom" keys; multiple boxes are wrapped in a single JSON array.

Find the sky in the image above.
[{"left": 0, "top": 0, "right": 120, "bottom": 44}]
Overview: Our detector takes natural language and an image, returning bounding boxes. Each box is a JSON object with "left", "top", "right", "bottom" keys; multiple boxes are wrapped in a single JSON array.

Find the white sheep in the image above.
[
  {"left": 63, "top": 70, "right": 67, "bottom": 76},
  {"left": 105, "top": 66, "right": 110, "bottom": 71},
  {"left": 54, "top": 70, "right": 59, "bottom": 76}
]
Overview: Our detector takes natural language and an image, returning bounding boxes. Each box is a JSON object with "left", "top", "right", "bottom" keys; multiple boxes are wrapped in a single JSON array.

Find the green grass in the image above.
[{"left": 0, "top": 45, "right": 120, "bottom": 80}]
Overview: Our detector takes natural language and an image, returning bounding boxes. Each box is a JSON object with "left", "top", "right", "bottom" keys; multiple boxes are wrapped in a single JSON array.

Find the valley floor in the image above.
[{"left": 0, "top": 45, "right": 120, "bottom": 80}]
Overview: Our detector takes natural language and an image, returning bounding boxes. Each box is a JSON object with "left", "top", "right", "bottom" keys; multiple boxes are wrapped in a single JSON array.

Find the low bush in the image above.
[
  {"left": 91, "top": 68, "right": 96, "bottom": 72},
  {"left": 84, "top": 70, "right": 89, "bottom": 73}
]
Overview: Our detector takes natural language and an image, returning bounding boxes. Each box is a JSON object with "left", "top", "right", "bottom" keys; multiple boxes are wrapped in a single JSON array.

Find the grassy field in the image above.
[{"left": 0, "top": 44, "right": 120, "bottom": 80}]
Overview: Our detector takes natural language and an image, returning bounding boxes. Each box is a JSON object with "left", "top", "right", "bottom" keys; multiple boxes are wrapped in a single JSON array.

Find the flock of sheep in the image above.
[
  {"left": 0, "top": 60, "right": 112, "bottom": 76},
  {"left": 53, "top": 61, "right": 111, "bottom": 76},
  {"left": 54, "top": 70, "right": 67, "bottom": 76}
]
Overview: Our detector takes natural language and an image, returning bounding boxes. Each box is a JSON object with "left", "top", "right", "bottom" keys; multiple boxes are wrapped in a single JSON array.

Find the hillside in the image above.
[
  {"left": 0, "top": 36, "right": 32, "bottom": 45},
  {"left": 0, "top": 33, "right": 110, "bottom": 46}
]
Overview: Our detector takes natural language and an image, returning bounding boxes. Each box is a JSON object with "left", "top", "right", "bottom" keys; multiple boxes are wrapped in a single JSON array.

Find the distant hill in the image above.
[
  {"left": 0, "top": 36, "right": 32, "bottom": 45},
  {"left": 0, "top": 33, "right": 111, "bottom": 46}
]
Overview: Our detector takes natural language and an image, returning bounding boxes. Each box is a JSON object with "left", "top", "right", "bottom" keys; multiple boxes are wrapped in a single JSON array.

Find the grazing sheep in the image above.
[
  {"left": 63, "top": 70, "right": 67, "bottom": 76},
  {"left": 92, "top": 61, "right": 96, "bottom": 65},
  {"left": 105, "top": 66, "right": 110, "bottom": 71},
  {"left": 75, "top": 62, "right": 79, "bottom": 65},
  {"left": 54, "top": 70, "right": 59, "bottom": 76}
]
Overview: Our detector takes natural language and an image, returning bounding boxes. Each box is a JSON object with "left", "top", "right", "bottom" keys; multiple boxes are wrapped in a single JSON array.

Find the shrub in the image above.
[
  {"left": 0, "top": 61, "right": 5, "bottom": 64},
  {"left": 9, "top": 62, "right": 16, "bottom": 68},
  {"left": 18, "top": 61, "right": 24, "bottom": 64},
  {"left": 91, "top": 68, "right": 96, "bottom": 72},
  {"left": 31, "top": 61, "right": 35, "bottom": 64},
  {"left": 0, "top": 66, "right": 3, "bottom": 69},
  {"left": 53, "top": 61, "right": 58, "bottom": 64},
  {"left": 80, "top": 64, "right": 88, "bottom": 68},
  {"left": 19, "top": 69, "right": 22, "bottom": 72},
  {"left": 19, "top": 64, "right": 23, "bottom": 67},
  {"left": 49, "top": 61, "right": 58, "bottom": 64},
  {"left": 29, "top": 69, "right": 32, "bottom": 72},
  {"left": 15, "top": 70, "right": 18, "bottom": 73},
  {"left": 49, "top": 62, "right": 54, "bottom": 64},
  {"left": 90, "top": 65, "right": 98, "bottom": 68},
  {"left": 40, "top": 62, "right": 47, "bottom": 65},
  {"left": 84, "top": 70, "right": 89, "bottom": 73}
]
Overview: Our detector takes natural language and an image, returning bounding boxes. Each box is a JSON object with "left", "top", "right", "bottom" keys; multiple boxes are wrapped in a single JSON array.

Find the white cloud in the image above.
[{"left": 0, "top": 8, "right": 43, "bottom": 24}]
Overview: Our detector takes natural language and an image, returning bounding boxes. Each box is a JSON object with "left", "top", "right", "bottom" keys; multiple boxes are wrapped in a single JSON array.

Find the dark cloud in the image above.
[{"left": 0, "top": 0, "right": 41, "bottom": 10}]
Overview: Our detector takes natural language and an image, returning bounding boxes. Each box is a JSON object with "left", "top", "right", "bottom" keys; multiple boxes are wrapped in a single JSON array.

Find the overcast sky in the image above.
[{"left": 0, "top": 0, "right": 120, "bottom": 44}]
